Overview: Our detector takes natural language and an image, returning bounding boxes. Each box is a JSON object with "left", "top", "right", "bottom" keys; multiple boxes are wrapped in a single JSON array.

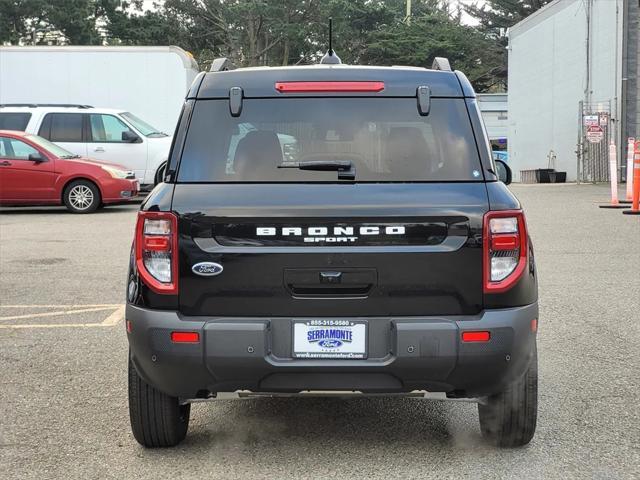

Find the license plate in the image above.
[{"left": 293, "top": 320, "right": 367, "bottom": 359}]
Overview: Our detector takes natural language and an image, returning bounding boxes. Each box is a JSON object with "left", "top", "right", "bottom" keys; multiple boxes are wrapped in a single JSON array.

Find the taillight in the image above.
[
  {"left": 483, "top": 210, "right": 528, "bottom": 293},
  {"left": 135, "top": 211, "right": 178, "bottom": 294}
]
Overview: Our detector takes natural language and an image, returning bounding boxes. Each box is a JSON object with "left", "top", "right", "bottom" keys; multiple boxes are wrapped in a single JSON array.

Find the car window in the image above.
[
  {"left": 0, "top": 137, "right": 40, "bottom": 159},
  {"left": 0, "top": 112, "right": 32, "bottom": 131},
  {"left": 178, "top": 98, "right": 483, "bottom": 183},
  {"left": 40, "top": 113, "right": 84, "bottom": 142},
  {"left": 89, "top": 114, "right": 132, "bottom": 143}
]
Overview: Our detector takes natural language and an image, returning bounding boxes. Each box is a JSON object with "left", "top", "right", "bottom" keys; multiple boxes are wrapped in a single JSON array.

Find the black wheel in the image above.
[
  {"left": 128, "top": 357, "right": 190, "bottom": 448},
  {"left": 478, "top": 343, "right": 538, "bottom": 447},
  {"left": 154, "top": 162, "right": 167, "bottom": 185},
  {"left": 63, "top": 179, "right": 101, "bottom": 213}
]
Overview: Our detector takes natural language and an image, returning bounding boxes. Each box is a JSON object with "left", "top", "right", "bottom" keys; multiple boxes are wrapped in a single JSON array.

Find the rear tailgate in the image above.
[{"left": 174, "top": 182, "right": 488, "bottom": 317}]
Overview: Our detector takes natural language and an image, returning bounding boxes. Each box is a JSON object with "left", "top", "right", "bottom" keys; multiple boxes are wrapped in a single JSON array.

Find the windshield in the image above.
[
  {"left": 120, "top": 112, "right": 166, "bottom": 137},
  {"left": 25, "top": 134, "right": 78, "bottom": 158},
  {"left": 177, "top": 98, "right": 483, "bottom": 183}
]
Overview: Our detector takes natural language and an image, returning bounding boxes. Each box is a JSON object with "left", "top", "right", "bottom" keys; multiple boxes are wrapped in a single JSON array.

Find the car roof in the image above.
[
  {"left": 193, "top": 64, "right": 474, "bottom": 99},
  {"left": 0, "top": 105, "right": 125, "bottom": 115}
]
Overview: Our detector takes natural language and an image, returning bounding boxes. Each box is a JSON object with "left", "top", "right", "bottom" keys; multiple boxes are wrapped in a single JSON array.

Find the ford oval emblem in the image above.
[
  {"left": 192, "top": 262, "right": 224, "bottom": 277},
  {"left": 318, "top": 339, "right": 343, "bottom": 348}
]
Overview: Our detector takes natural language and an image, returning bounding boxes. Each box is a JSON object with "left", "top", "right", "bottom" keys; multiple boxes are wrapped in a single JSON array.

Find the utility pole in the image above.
[{"left": 405, "top": 0, "right": 412, "bottom": 25}]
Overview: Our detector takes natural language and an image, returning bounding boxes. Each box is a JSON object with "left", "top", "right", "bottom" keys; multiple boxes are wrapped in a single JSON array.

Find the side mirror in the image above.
[
  {"left": 494, "top": 159, "right": 512, "bottom": 185},
  {"left": 122, "top": 130, "right": 141, "bottom": 143},
  {"left": 28, "top": 152, "right": 46, "bottom": 163}
]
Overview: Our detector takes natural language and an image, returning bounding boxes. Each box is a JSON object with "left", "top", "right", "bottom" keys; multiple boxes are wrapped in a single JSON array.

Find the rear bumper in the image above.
[{"left": 126, "top": 303, "right": 538, "bottom": 399}]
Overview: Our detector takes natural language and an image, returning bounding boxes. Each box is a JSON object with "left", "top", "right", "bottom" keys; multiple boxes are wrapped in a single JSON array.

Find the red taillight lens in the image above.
[
  {"left": 461, "top": 331, "right": 491, "bottom": 342},
  {"left": 275, "top": 81, "right": 385, "bottom": 93},
  {"left": 171, "top": 331, "right": 199, "bottom": 343},
  {"left": 483, "top": 210, "right": 528, "bottom": 293},
  {"left": 135, "top": 211, "right": 178, "bottom": 294}
]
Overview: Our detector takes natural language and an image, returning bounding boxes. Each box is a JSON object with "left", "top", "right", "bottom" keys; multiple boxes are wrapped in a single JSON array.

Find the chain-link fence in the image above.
[{"left": 577, "top": 100, "right": 612, "bottom": 183}]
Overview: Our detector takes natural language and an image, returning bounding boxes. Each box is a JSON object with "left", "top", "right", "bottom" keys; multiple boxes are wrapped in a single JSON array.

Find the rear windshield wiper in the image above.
[{"left": 278, "top": 160, "right": 355, "bottom": 180}]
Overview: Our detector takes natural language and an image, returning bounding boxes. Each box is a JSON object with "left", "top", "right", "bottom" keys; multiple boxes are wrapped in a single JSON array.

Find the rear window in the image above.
[
  {"left": 177, "top": 98, "right": 482, "bottom": 182},
  {"left": 0, "top": 112, "right": 31, "bottom": 131}
]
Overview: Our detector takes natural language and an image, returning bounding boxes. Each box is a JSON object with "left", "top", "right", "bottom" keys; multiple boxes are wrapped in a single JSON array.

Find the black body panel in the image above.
[{"left": 170, "top": 183, "right": 488, "bottom": 317}]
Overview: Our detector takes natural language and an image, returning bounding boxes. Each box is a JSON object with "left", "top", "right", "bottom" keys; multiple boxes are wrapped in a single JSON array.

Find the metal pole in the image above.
[
  {"left": 406, "top": 0, "right": 412, "bottom": 25},
  {"left": 577, "top": 101, "right": 583, "bottom": 184}
]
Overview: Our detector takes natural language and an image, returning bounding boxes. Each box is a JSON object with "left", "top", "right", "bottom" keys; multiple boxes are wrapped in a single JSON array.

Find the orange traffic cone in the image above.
[{"left": 623, "top": 141, "right": 640, "bottom": 215}]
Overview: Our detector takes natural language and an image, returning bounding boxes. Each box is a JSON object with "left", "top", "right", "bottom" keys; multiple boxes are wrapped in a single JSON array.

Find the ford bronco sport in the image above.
[{"left": 126, "top": 56, "right": 538, "bottom": 448}]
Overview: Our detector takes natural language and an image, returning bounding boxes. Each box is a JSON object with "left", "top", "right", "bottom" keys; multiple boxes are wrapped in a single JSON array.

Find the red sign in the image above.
[{"left": 586, "top": 125, "right": 604, "bottom": 144}]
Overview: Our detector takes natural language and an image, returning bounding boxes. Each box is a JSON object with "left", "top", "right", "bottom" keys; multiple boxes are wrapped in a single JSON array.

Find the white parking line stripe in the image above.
[{"left": 0, "top": 307, "right": 115, "bottom": 321}]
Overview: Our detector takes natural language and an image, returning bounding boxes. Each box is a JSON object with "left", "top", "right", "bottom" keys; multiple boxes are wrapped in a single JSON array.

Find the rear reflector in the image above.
[
  {"left": 531, "top": 319, "right": 538, "bottom": 333},
  {"left": 171, "top": 331, "right": 200, "bottom": 343},
  {"left": 461, "top": 331, "right": 491, "bottom": 342},
  {"left": 275, "top": 81, "right": 385, "bottom": 93}
]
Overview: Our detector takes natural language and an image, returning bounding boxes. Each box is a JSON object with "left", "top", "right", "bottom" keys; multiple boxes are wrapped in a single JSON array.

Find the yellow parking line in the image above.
[
  {"left": 1, "top": 304, "right": 121, "bottom": 308},
  {"left": 0, "top": 305, "right": 125, "bottom": 329},
  {"left": 101, "top": 305, "right": 125, "bottom": 326},
  {"left": 0, "top": 307, "right": 116, "bottom": 321}
]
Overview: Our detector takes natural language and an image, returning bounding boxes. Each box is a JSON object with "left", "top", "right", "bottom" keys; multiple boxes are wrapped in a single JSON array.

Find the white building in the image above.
[{"left": 508, "top": 0, "right": 639, "bottom": 182}]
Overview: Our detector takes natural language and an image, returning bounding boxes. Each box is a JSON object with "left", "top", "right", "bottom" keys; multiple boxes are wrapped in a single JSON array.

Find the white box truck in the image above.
[
  {"left": 0, "top": 46, "right": 200, "bottom": 186},
  {"left": 0, "top": 46, "right": 199, "bottom": 134}
]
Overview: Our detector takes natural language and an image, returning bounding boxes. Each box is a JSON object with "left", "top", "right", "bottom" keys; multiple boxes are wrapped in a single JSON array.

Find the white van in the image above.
[{"left": 0, "top": 105, "right": 173, "bottom": 187}]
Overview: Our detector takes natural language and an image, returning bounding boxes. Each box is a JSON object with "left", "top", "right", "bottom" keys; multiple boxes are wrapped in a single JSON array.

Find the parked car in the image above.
[
  {"left": 0, "top": 130, "right": 138, "bottom": 213},
  {"left": 126, "top": 56, "right": 538, "bottom": 448},
  {"left": 0, "top": 105, "right": 172, "bottom": 188}
]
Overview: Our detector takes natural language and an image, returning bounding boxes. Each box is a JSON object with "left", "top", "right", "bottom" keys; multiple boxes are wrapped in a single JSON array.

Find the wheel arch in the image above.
[{"left": 60, "top": 176, "right": 104, "bottom": 204}]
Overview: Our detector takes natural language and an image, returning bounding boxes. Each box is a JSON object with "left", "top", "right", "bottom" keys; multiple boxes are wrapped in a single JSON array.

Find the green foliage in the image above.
[{"left": 464, "top": 0, "right": 552, "bottom": 31}]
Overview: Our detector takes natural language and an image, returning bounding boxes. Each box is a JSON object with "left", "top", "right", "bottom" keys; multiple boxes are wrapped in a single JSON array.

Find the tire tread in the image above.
[{"left": 128, "top": 358, "right": 190, "bottom": 448}]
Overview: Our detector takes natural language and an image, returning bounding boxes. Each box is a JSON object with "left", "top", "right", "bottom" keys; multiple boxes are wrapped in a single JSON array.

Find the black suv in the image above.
[{"left": 126, "top": 56, "right": 538, "bottom": 448}]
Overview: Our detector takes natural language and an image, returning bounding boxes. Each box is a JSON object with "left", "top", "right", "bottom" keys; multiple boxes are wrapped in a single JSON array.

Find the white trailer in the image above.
[{"left": 0, "top": 46, "right": 199, "bottom": 134}]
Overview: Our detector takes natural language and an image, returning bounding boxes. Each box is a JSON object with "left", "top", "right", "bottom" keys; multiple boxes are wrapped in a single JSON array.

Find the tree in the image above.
[
  {"left": 464, "top": 0, "right": 552, "bottom": 32},
  {"left": 462, "top": 0, "right": 553, "bottom": 89},
  {"left": 363, "top": 9, "right": 504, "bottom": 91}
]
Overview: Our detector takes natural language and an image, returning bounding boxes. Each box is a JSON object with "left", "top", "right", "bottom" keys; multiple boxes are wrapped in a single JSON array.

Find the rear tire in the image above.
[
  {"left": 63, "top": 179, "right": 101, "bottom": 213},
  {"left": 478, "top": 343, "right": 538, "bottom": 447},
  {"left": 128, "top": 357, "right": 190, "bottom": 448}
]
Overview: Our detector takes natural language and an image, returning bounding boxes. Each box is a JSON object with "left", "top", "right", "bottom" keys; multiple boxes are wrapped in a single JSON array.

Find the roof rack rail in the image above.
[
  {"left": 210, "top": 58, "right": 236, "bottom": 72},
  {"left": 0, "top": 103, "right": 94, "bottom": 109},
  {"left": 431, "top": 57, "right": 452, "bottom": 72}
]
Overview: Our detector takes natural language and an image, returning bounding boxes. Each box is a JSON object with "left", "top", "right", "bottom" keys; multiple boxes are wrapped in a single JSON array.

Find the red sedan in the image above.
[{"left": 0, "top": 130, "right": 139, "bottom": 213}]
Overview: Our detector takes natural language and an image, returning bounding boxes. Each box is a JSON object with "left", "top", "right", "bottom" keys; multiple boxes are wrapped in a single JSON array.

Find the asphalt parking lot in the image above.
[{"left": 1, "top": 184, "right": 639, "bottom": 479}]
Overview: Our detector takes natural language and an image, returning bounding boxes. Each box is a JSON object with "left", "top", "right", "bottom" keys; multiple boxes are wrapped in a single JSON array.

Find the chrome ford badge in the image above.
[{"left": 192, "top": 262, "right": 223, "bottom": 277}]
